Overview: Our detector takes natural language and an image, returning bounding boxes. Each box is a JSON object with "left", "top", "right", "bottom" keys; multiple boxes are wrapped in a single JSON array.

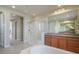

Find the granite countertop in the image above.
[{"left": 45, "top": 33, "right": 79, "bottom": 38}]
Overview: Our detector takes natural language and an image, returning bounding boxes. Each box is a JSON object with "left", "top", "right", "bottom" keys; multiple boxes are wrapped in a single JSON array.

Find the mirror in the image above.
[
  {"left": 48, "top": 10, "right": 77, "bottom": 34},
  {"left": 58, "top": 19, "right": 75, "bottom": 33}
]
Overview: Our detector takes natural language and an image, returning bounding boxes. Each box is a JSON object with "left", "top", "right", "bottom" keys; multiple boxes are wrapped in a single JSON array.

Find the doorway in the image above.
[
  {"left": 10, "top": 14, "right": 24, "bottom": 46},
  {"left": 15, "top": 21, "right": 17, "bottom": 40}
]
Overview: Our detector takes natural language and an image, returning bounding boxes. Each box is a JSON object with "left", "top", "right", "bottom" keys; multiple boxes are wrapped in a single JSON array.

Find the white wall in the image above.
[
  {"left": 25, "top": 17, "right": 49, "bottom": 45},
  {"left": 0, "top": 7, "right": 26, "bottom": 48},
  {"left": 0, "top": 6, "right": 49, "bottom": 47},
  {"left": 48, "top": 20, "right": 56, "bottom": 33},
  {"left": 23, "top": 17, "right": 31, "bottom": 44},
  {"left": 23, "top": 16, "right": 49, "bottom": 45},
  {"left": 0, "top": 10, "right": 11, "bottom": 48}
]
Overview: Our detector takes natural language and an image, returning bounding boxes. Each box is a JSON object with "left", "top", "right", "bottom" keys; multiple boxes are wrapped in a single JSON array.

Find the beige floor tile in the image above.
[{"left": 0, "top": 40, "right": 30, "bottom": 54}]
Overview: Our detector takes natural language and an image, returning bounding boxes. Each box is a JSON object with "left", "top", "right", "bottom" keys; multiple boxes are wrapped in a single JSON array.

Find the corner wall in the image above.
[{"left": 0, "top": 7, "right": 26, "bottom": 48}]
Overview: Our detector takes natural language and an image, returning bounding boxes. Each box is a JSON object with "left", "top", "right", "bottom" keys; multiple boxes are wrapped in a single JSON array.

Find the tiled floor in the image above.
[{"left": 0, "top": 40, "right": 31, "bottom": 54}]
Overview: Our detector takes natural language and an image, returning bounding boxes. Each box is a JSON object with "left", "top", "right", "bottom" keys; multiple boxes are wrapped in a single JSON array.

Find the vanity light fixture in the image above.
[
  {"left": 53, "top": 8, "right": 69, "bottom": 15},
  {"left": 62, "top": 21, "right": 72, "bottom": 23}
]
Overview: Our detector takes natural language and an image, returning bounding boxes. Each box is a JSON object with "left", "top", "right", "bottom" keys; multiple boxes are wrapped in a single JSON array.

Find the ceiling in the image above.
[
  {"left": 0, "top": 5, "right": 79, "bottom": 17},
  {"left": 0, "top": 5, "right": 58, "bottom": 17}
]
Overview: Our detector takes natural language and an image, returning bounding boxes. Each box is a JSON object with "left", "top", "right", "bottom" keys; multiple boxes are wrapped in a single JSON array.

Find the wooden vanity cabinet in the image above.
[
  {"left": 44, "top": 35, "right": 52, "bottom": 46},
  {"left": 45, "top": 35, "right": 67, "bottom": 49},
  {"left": 67, "top": 37, "right": 79, "bottom": 53},
  {"left": 58, "top": 38, "right": 67, "bottom": 50},
  {"left": 51, "top": 36, "right": 58, "bottom": 48},
  {"left": 44, "top": 34, "right": 79, "bottom": 53}
]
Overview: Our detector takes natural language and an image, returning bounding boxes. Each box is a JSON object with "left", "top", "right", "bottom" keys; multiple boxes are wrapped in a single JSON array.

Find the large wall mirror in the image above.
[
  {"left": 48, "top": 10, "right": 77, "bottom": 34},
  {"left": 58, "top": 19, "right": 75, "bottom": 33}
]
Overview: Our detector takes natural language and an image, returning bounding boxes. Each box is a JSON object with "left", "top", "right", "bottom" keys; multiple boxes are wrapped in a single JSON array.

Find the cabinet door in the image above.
[
  {"left": 59, "top": 37, "right": 67, "bottom": 50},
  {"left": 51, "top": 36, "right": 58, "bottom": 48},
  {"left": 67, "top": 38, "right": 79, "bottom": 53},
  {"left": 44, "top": 35, "right": 52, "bottom": 46}
]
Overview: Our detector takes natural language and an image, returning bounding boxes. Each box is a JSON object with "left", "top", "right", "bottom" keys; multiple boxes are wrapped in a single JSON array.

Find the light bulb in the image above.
[{"left": 12, "top": 6, "right": 15, "bottom": 8}]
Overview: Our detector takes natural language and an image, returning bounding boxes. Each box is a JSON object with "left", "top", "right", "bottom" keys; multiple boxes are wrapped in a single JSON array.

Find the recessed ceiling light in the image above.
[
  {"left": 58, "top": 5, "right": 61, "bottom": 7},
  {"left": 12, "top": 6, "right": 15, "bottom": 8}
]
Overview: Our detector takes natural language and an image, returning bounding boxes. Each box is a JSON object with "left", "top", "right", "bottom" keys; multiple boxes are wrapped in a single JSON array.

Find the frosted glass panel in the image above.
[{"left": 0, "top": 12, "right": 4, "bottom": 47}]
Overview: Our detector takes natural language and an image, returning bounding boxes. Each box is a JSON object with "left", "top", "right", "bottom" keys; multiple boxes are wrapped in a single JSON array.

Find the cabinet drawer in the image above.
[
  {"left": 51, "top": 39, "right": 58, "bottom": 48},
  {"left": 68, "top": 40, "right": 79, "bottom": 45},
  {"left": 45, "top": 39, "right": 51, "bottom": 45},
  {"left": 67, "top": 47, "right": 79, "bottom": 53},
  {"left": 68, "top": 39, "right": 79, "bottom": 53},
  {"left": 68, "top": 39, "right": 79, "bottom": 42},
  {"left": 59, "top": 39, "right": 67, "bottom": 50},
  {"left": 45, "top": 35, "right": 51, "bottom": 46}
]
